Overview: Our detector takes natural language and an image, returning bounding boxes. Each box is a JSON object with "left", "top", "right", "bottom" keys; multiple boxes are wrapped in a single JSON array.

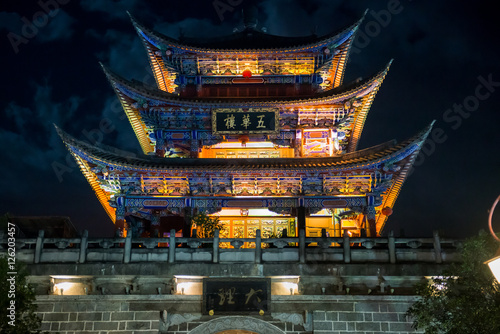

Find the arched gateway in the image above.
[{"left": 188, "top": 316, "right": 285, "bottom": 334}]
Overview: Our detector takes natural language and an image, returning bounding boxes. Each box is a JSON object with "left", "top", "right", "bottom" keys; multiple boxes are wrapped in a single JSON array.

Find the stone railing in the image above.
[{"left": 1, "top": 229, "right": 462, "bottom": 265}]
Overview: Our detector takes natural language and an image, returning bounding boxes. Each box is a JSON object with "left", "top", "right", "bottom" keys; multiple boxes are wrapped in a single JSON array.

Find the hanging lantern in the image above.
[
  {"left": 239, "top": 135, "right": 249, "bottom": 146},
  {"left": 165, "top": 49, "right": 173, "bottom": 56},
  {"left": 242, "top": 70, "right": 252, "bottom": 78},
  {"left": 381, "top": 207, "right": 393, "bottom": 216}
]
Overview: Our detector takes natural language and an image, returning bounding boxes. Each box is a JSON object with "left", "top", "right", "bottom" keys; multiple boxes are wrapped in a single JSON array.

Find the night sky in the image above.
[{"left": 1, "top": 0, "right": 499, "bottom": 237}]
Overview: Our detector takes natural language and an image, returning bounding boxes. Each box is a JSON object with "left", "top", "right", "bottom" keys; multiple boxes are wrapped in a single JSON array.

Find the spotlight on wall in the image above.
[
  {"left": 51, "top": 276, "right": 90, "bottom": 296},
  {"left": 54, "top": 281, "right": 79, "bottom": 295},
  {"left": 174, "top": 276, "right": 205, "bottom": 295},
  {"left": 283, "top": 281, "right": 299, "bottom": 295},
  {"left": 486, "top": 195, "right": 500, "bottom": 283},
  {"left": 486, "top": 253, "right": 500, "bottom": 283}
]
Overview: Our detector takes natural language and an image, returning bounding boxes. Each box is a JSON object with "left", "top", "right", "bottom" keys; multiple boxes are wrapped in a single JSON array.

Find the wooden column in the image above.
[
  {"left": 297, "top": 206, "right": 306, "bottom": 232},
  {"left": 213, "top": 229, "right": 220, "bottom": 264},
  {"left": 299, "top": 229, "right": 306, "bottom": 264},
  {"left": 168, "top": 229, "right": 176, "bottom": 264},
  {"left": 366, "top": 206, "right": 377, "bottom": 237},
  {"left": 183, "top": 207, "right": 192, "bottom": 237},
  {"left": 115, "top": 196, "right": 126, "bottom": 236},
  {"left": 343, "top": 232, "right": 351, "bottom": 263},
  {"left": 114, "top": 219, "right": 126, "bottom": 237},
  {"left": 255, "top": 229, "right": 262, "bottom": 264},
  {"left": 333, "top": 216, "right": 341, "bottom": 237},
  {"left": 190, "top": 130, "right": 199, "bottom": 158},
  {"left": 151, "top": 211, "right": 161, "bottom": 237}
]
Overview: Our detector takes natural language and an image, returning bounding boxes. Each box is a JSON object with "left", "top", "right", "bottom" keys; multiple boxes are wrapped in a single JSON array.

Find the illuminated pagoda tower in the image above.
[{"left": 58, "top": 10, "right": 432, "bottom": 240}]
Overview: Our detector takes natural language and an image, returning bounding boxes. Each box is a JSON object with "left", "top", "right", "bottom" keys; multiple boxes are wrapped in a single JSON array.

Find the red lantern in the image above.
[
  {"left": 239, "top": 135, "right": 249, "bottom": 146},
  {"left": 381, "top": 207, "right": 393, "bottom": 216},
  {"left": 242, "top": 70, "right": 252, "bottom": 78}
]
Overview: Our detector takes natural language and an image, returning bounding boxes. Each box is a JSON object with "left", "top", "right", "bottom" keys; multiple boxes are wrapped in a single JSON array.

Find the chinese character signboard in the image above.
[
  {"left": 203, "top": 278, "right": 271, "bottom": 315},
  {"left": 212, "top": 108, "right": 279, "bottom": 134}
]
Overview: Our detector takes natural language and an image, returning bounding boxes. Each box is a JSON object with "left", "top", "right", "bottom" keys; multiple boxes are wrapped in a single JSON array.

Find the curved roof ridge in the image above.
[
  {"left": 55, "top": 125, "right": 146, "bottom": 162},
  {"left": 56, "top": 122, "right": 433, "bottom": 171},
  {"left": 374, "top": 120, "right": 435, "bottom": 233},
  {"left": 128, "top": 11, "right": 366, "bottom": 53},
  {"left": 100, "top": 63, "right": 177, "bottom": 98},
  {"left": 101, "top": 62, "right": 390, "bottom": 107},
  {"left": 321, "top": 59, "right": 393, "bottom": 96}
]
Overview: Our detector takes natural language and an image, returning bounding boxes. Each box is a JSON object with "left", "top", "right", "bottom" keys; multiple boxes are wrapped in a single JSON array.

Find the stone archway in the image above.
[{"left": 188, "top": 316, "right": 285, "bottom": 334}]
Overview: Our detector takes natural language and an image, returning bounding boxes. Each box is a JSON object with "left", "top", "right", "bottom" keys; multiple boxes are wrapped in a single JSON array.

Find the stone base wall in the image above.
[
  {"left": 35, "top": 295, "right": 422, "bottom": 334},
  {"left": 310, "top": 300, "right": 421, "bottom": 333},
  {"left": 36, "top": 295, "right": 169, "bottom": 334}
]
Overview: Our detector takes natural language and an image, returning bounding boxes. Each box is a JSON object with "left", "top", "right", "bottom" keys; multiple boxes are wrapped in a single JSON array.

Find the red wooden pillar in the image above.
[
  {"left": 366, "top": 206, "right": 377, "bottom": 237},
  {"left": 115, "top": 219, "right": 126, "bottom": 237}
]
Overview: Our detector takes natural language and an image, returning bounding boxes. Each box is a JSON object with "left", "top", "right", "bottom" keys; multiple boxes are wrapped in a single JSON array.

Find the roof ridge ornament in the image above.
[{"left": 242, "top": 4, "right": 258, "bottom": 31}]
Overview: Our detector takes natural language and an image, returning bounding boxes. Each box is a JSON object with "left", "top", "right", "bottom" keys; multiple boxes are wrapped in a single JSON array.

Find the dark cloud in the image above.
[
  {"left": 259, "top": 0, "right": 349, "bottom": 36},
  {"left": 80, "top": 0, "right": 141, "bottom": 20},
  {"left": 36, "top": 10, "right": 76, "bottom": 42},
  {"left": 92, "top": 28, "right": 150, "bottom": 80},
  {"left": 2, "top": 83, "right": 82, "bottom": 171},
  {"left": 0, "top": 12, "right": 22, "bottom": 32},
  {"left": 0, "top": 9, "right": 75, "bottom": 49},
  {"left": 154, "top": 17, "right": 234, "bottom": 40}
]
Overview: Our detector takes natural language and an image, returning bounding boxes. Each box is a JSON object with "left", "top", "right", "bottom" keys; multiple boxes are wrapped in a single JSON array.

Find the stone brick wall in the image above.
[
  {"left": 311, "top": 299, "right": 420, "bottom": 333},
  {"left": 35, "top": 295, "right": 199, "bottom": 334},
  {"left": 35, "top": 295, "right": 422, "bottom": 334}
]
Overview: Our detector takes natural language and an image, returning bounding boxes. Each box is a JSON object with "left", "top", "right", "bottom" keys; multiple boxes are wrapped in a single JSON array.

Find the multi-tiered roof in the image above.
[{"left": 58, "top": 11, "right": 432, "bottom": 237}]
